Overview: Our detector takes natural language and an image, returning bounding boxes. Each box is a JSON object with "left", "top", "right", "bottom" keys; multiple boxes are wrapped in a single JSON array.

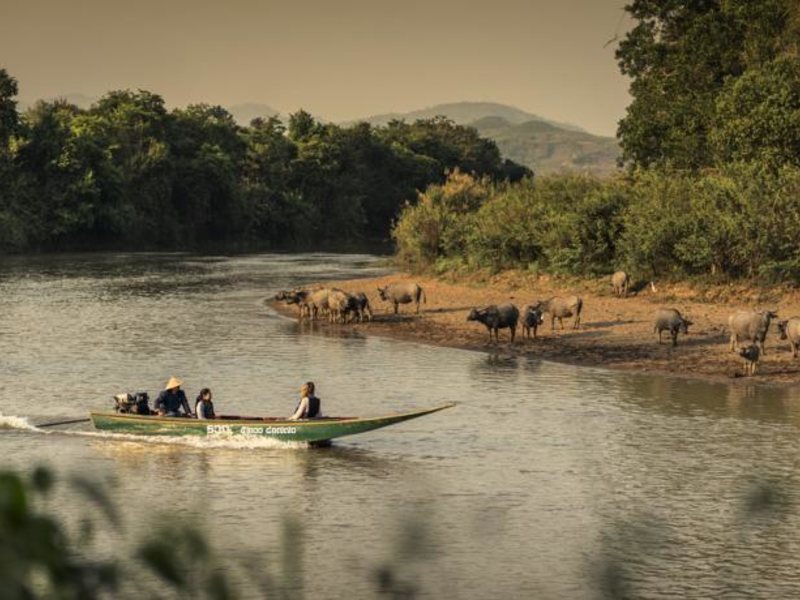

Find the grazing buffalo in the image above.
[
  {"left": 778, "top": 317, "right": 800, "bottom": 358},
  {"left": 533, "top": 296, "right": 583, "bottom": 330},
  {"left": 739, "top": 344, "right": 760, "bottom": 376},
  {"left": 377, "top": 283, "right": 426, "bottom": 314},
  {"left": 521, "top": 305, "right": 544, "bottom": 339},
  {"left": 728, "top": 310, "right": 778, "bottom": 355},
  {"left": 467, "top": 304, "right": 519, "bottom": 343},
  {"left": 611, "top": 271, "right": 629, "bottom": 298},
  {"left": 653, "top": 308, "right": 692, "bottom": 347}
]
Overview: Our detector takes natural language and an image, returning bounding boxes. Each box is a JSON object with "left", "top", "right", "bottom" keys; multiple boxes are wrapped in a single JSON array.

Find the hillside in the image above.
[
  {"left": 469, "top": 116, "right": 621, "bottom": 176},
  {"left": 354, "top": 100, "right": 585, "bottom": 132},
  {"left": 352, "top": 102, "right": 620, "bottom": 176}
]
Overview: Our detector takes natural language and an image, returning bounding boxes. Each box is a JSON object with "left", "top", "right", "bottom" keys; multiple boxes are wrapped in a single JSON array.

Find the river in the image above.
[{"left": 1, "top": 252, "right": 799, "bottom": 598}]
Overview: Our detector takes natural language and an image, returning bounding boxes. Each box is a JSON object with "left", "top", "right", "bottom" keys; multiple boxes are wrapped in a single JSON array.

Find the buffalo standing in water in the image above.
[{"left": 467, "top": 304, "right": 519, "bottom": 344}]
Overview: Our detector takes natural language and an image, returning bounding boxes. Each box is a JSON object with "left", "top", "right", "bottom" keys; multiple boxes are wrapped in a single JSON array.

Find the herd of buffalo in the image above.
[{"left": 275, "top": 272, "right": 800, "bottom": 377}]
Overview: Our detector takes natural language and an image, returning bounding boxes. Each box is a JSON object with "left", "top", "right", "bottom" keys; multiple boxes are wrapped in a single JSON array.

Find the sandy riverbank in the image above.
[{"left": 271, "top": 272, "right": 800, "bottom": 386}]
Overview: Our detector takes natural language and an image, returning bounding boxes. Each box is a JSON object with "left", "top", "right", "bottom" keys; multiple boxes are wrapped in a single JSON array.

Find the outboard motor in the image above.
[{"left": 113, "top": 392, "right": 151, "bottom": 415}]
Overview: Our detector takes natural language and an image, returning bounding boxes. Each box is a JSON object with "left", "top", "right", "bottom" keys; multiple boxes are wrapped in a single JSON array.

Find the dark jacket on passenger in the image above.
[
  {"left": 154, "top": 389, "right": 191, "bottom": 416},
  {"left": 195, "top": 397, "right": 215, "bottom": 419},
  {"left": 293, "top": 395, "right": 321, "bottom": 419}
]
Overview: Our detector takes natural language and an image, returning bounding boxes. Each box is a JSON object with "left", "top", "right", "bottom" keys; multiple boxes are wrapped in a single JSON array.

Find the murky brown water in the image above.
[{"left": 2, "top": 252, "right": 800, "bottom": 598}]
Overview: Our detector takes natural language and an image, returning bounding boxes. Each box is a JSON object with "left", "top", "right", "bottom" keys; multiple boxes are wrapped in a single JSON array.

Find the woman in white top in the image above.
[{"left": 195, "top": 388, "right": 215, "bottom": 420}]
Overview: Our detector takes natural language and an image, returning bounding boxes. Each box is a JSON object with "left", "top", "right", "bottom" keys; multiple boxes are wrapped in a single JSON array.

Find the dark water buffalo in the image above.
[
  {"left": 778, "top": 317, "right": 800, "bottom": 358},
  {"left": 346, "top": 292, "right": 373, "bottom": 323},
  {"left": 534, "top": 296, "right": 583, "bottom": 330},
  {"left": 278, "top": 289, "right": 311, "bottom": 318},
  {"left": 728, "top": 310, "right": 778, "bottom": 355},
  {"left": 521, "top": 304, "right": 544, "bottom": 339},
  {"left": 739, "top": 344, "right": 760, "bottom": 376},
  {"left": 467, "top": 304, "right": 519, "bottom": 343},
  {"left": 611, "top": 271, "right": 629, "bottom": 298},
  {"left": 653, "top": 308, "right": 692, "bottom": 346},
  {"left": 377, "top": 283, "right": 426, "bottom": 314}
]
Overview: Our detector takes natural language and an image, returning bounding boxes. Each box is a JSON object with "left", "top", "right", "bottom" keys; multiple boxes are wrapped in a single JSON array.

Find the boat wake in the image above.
[
  {"left": 0, "top": 413, "right": 309, "bottom": 449},
  {"left": 67, "top": 429, "right": 311, "bottom": 450},
  {"left": 0, "top": 414, "right": 42, "bottom": 432}
]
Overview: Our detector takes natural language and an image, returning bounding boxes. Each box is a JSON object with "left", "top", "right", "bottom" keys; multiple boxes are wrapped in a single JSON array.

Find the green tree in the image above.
[
  {"left": 13, "top": 101, "right": 113, "bottom": 246},
  {"left": 89, "top": 90, "right": 173, "bottom": 241},
  {"left": 170, "top": 104, "right": 246, "bottom": 241},
  {"left": 240, "top": 116, "right": 307, "bottom": 242},
  {"left": 0, "top": 68, "right": 18, "bottom": 146},
  {"left": 615, "top": 0, "right": 798, "bottom": 170},
  {"left": 0, "top": 68, "right": 22, "bottom": 249},
  {"left": 712, "top": 56, "right": 800, "bottom": 168}
]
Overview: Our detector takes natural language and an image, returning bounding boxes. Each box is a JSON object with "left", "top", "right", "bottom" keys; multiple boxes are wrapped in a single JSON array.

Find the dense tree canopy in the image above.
[
  {"left": 0, "top": 71, "right": 530, "bottom": 252},
  {"left": 616, "top": 0, "right": 800, "bottom": 170}
]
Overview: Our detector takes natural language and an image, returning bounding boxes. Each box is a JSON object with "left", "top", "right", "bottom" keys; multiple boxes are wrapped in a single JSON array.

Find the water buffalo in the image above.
[
  {"left": 377, "top": 283, "right": 426, "bottom": 314},
  {"left": 467, "top": 304, "right": 519, "bottom": 343},
  {"left": 307, "top": 288, "right": 337, "bottom": 320},
  {"left": 778, "top": 317, "right": 800, "bottom": 358},
  {"left": 279, "top": 289, "right": 311, "bottom": 318},
  {"left": 327, "top": 289, "right": 352, "bottom": 323},
  {"left": 611, "top": 271, "right": 629, "bottom": 298},
  {"left": 521, "top": 305, "right": 544, "bottom": 339},
  {"left": 653, "top": 308, "right": 692, "bottom": 346},
  {"left": 728, "top": 310, "right": 778, "bottom": 355},
  {"left": 346, "top": 292, "right": 372, "bottom": 323},
  {"left": 533, "top": 296, "right": 583, "bottom": 330},
  {"left": 739, "top": 344, "right": 760, "bottom": 376}
]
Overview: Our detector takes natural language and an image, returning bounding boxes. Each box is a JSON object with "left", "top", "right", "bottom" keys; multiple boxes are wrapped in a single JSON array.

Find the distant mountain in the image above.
[
  {"left": 469, "top": 116, "right": 620, "bottom": 176},
  {"left": 227, "top": 103, "right": 281, "bottom": 125},
  {"left": 353, "top": 101, "right": 586, "bottom": 133},
  {"left": 348, "top": 101, "right": 619, "bottom": 175}
]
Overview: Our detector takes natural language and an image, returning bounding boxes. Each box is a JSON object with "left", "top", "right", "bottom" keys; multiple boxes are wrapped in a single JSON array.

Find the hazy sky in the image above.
[{"left": 0, "top": 0, "right": 633, "bottom": 136}]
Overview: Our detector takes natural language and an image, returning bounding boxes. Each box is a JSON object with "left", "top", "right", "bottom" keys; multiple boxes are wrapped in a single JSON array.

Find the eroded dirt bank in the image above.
[{"left": 271, "top": 272, "right": 800, "bottom": 386}]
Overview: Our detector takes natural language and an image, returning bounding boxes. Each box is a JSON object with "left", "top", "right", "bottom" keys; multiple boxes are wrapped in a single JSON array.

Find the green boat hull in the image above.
[{"left": 89, "top": 403, "right": 454, "bottom": 444}]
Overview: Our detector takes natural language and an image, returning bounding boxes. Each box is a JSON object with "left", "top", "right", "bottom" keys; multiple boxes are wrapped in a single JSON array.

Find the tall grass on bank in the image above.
[{"left": 392, "top": 165, "right": 800, "bottom": 282}]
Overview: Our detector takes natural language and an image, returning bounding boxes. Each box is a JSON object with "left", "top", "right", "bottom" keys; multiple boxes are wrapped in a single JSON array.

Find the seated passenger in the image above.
[
  {"left": 154, "top": 377, "right": 192, "bottom": 417},
  {"left": 288, "top": 381, "right": 322, "bottom": 420},
  {"left": 195, "top": 388, "right": 216, "bottom": 420}
]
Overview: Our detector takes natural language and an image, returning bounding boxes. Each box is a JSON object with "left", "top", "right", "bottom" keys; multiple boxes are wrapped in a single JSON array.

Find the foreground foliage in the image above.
[{"left": 0, "top": 466, "right": 434, "bottom": 599}]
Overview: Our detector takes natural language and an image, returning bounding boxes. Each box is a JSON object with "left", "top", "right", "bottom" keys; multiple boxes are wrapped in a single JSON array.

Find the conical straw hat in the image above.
[{"left": 165, "top": 376, "right": 182, "bottom": 390}]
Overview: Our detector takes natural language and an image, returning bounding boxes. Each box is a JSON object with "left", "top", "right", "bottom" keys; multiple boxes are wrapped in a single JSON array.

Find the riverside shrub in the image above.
[{"left": 393, "top": 166, "right": 800, "bottom": 283}]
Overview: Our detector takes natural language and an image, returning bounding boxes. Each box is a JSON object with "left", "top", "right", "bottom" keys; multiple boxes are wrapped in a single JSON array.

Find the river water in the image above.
[{"left": 2, "top": 252, "right": 800, "bottom": 598}]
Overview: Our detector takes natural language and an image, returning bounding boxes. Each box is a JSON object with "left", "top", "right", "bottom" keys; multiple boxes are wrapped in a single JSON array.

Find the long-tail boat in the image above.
[{"left": 89, "top": 403, "right": 455, "bottom": 444}]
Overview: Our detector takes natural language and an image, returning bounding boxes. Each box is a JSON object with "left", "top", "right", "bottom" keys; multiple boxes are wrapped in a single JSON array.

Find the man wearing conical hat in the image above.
[{"left": 153, "top": 376, "right": 192, "bottom": 417}]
